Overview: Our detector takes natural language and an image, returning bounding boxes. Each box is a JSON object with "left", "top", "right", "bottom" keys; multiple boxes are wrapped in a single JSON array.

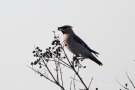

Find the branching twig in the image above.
[
  {"left": 48, "top": 49, "right": 71, "bottom": 68},
  {"left": 27, "top": 65, "right": 55, "bottom": 83},
  {"left": 49, "top": 60, "right": 71, "bottom": 69},
  {"left": 116, "top": 78, "right": 129, "bottom": 90},
  {"left": 41, "top": 58, "right": 57, "bottom": 83}
]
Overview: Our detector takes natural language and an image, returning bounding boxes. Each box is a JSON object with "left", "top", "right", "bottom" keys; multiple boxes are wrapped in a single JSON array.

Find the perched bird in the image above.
[{"left": 58, "top": 25, "right": 103, "bottom": 66}]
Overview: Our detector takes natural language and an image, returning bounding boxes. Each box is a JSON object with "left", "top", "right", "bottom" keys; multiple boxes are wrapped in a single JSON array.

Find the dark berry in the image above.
[
  {"left": 40, "top": 74, "right": 43, "bottom": 76},
  {"left": 40, "top": 49, "right": 42, "bottom": 52},
  {"left": 36, "top": 47, "right": 39, "bottom": 49},
  {"left": 31, "top": 62, "right": 33, "bottom": 65},
  {"left": 34, "top": 61, "right": 37, "bottom": 65},
  {"left": 125, "top": 83, "right": 128, "bottom": 86}
]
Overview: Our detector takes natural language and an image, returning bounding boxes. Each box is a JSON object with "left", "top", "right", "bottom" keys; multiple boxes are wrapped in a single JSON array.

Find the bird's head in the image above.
[{"left": 58, "top": 25, "right": 73, "bottom": 34}]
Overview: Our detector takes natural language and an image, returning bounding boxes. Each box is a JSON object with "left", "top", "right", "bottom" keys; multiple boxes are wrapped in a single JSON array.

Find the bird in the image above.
[{"left": 58, "top": 25, "right": 103, "bottom": 66}]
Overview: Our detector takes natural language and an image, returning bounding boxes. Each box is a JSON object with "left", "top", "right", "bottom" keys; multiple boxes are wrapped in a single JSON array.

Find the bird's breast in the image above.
[{"left": 63, "top": 34, "right": 76, "bottom": 54}]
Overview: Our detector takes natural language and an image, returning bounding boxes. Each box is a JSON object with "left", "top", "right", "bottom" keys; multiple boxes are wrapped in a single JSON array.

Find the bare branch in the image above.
[
  {"left": 126, "top": 71, "right": 135, "bottom": 89},
  {"left": 27, "top": 65, "right": 56, "bottom": 83},
  {"left": 70, "top": 81, "right": 72, "bottom": 90},
  {"left": 116, "top": 78, "right": 129, "bottom": 90},
  {"left": 57, "top": 58, "right": 64, "bottom": 87},
  {"left": 73, "top": 74, "right": 76, "bottom": 90},
  {"left": 88, "top": 77, "right": 93, "bottom": 89},
  {"left": 55, "top": 61, "right": 59, "bottom": 83},
  {"left": 41, "top": 57, "right": 58, "bottom": 83},
  {"left": 27, "top": 65, "right": 65, "bottom": 90}
]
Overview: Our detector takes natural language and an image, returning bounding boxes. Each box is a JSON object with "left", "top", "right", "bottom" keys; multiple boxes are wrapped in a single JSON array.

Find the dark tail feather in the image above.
[
  {"left": 89, "top": 57, "right": 103, "bottom": 66},
  {"left": 90, "top": 49, "right": 99, "bottom": 57}
]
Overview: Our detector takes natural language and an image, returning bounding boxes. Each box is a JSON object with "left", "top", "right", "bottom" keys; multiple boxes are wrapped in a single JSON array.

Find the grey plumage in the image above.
[{"left": 58, "top": 25, "right": 103, "bottom": 66}]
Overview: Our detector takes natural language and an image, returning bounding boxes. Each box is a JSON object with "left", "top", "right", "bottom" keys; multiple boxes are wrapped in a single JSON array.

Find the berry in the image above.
[
  {"left": 31, "top": 62, "right": 33, "bottom": 65},
  {"left": 36, "top": 47, "right": 39, "bottom": 49}
]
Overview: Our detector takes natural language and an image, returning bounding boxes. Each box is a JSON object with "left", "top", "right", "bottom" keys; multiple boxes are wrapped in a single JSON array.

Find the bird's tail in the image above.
[{"left": 89, "top": 56, "right": 103, "bottom": 66}]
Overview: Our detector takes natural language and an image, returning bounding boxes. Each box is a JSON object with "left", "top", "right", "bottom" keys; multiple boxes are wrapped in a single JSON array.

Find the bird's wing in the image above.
[{"left": 72, "top": 34, "right": 99, "bottom": 57}]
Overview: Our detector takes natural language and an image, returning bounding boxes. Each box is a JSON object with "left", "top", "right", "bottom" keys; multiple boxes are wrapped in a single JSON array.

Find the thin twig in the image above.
[
  {"left": 70, "top": 77, "right": 81, "bottom": 82},
  {"left": 88, "top": 77, "right": 93, "bottom": 89},
  {"left": 126, "top": 71, "right": 135, "bottom": 89},
  {"left": 70, "top": 81, "right": 72, "bottom": 90},
  {"left": 55, "top": 59, "right": 59, "bottom": 83},
  {"left": 48, "top": 49, "right": 71, "bottom": 68},
  {"left": 27, "top": 65, "right": 56, "bottom": 83},
  {"left": 59, "top": 58, "right": 64, "bottom": 87},
  {"left": 73, "top": 74, "right": 76, "bottom": 90},
  {"left": 27, "top": 65, "right": 65, "bottom": 90},
  {"left": 49, "top": 59, "right": 71, "bottom": 69},
  {"left": 60, "top": 44, "right": 72, "bottom": 66},
  {"left": 41, "top": 58, "right": 57, "bottom": 83},
  {"left": 116, "top": 78, "right": 129, "bottom": 90},
  {"left": 74, "top": 69, "right": 88, "bottom": 90},
  {"left": 41, "top": 58, "right": 65, "bottom": 90}
]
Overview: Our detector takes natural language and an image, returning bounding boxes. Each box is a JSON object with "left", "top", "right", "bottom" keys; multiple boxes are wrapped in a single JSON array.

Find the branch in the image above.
[
  {"left": 126, "top": 71, "right": 135, "bottom": 89},
  {"left": 88, "top": 77, "right": 93, "bottom": 89},
  {"left": 27, "top": 65, "right": 56, "bottom": 83},
  {"left": 27, "top": 65, "right": 65, "bottom": 90},
  {"left": 48, "top": 49, "right": 71, "bottom": 68},
  {"left": 41, "top": 57, "right": 58, "bottom": 83},
  {"left": 116, "top": 78, "right": 129, "bottom": 90},
  {"left": 58, "top": 58, "right": 64, "bottom": 87},
  {"left": 70, "top": 81, "right": 72, "bottom": 90}
]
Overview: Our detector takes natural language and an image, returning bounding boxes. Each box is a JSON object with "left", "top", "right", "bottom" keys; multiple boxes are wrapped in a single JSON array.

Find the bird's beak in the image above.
[
  {"left": 58, "top": 27, "right": 61, "bottom": 30},
  {"left": 58, "top": 27, "right": 64, "bottom": 32}
]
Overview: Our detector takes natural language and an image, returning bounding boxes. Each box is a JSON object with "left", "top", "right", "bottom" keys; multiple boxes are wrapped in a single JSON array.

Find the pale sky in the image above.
[{"left": 0, "top": 0, "right": 135, "bottom": 90}]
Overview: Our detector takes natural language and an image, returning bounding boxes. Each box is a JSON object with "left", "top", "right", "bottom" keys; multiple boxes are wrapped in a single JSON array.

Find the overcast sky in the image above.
[{"left": 0, "top": 0, "right": 135, "bottom": 90}]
